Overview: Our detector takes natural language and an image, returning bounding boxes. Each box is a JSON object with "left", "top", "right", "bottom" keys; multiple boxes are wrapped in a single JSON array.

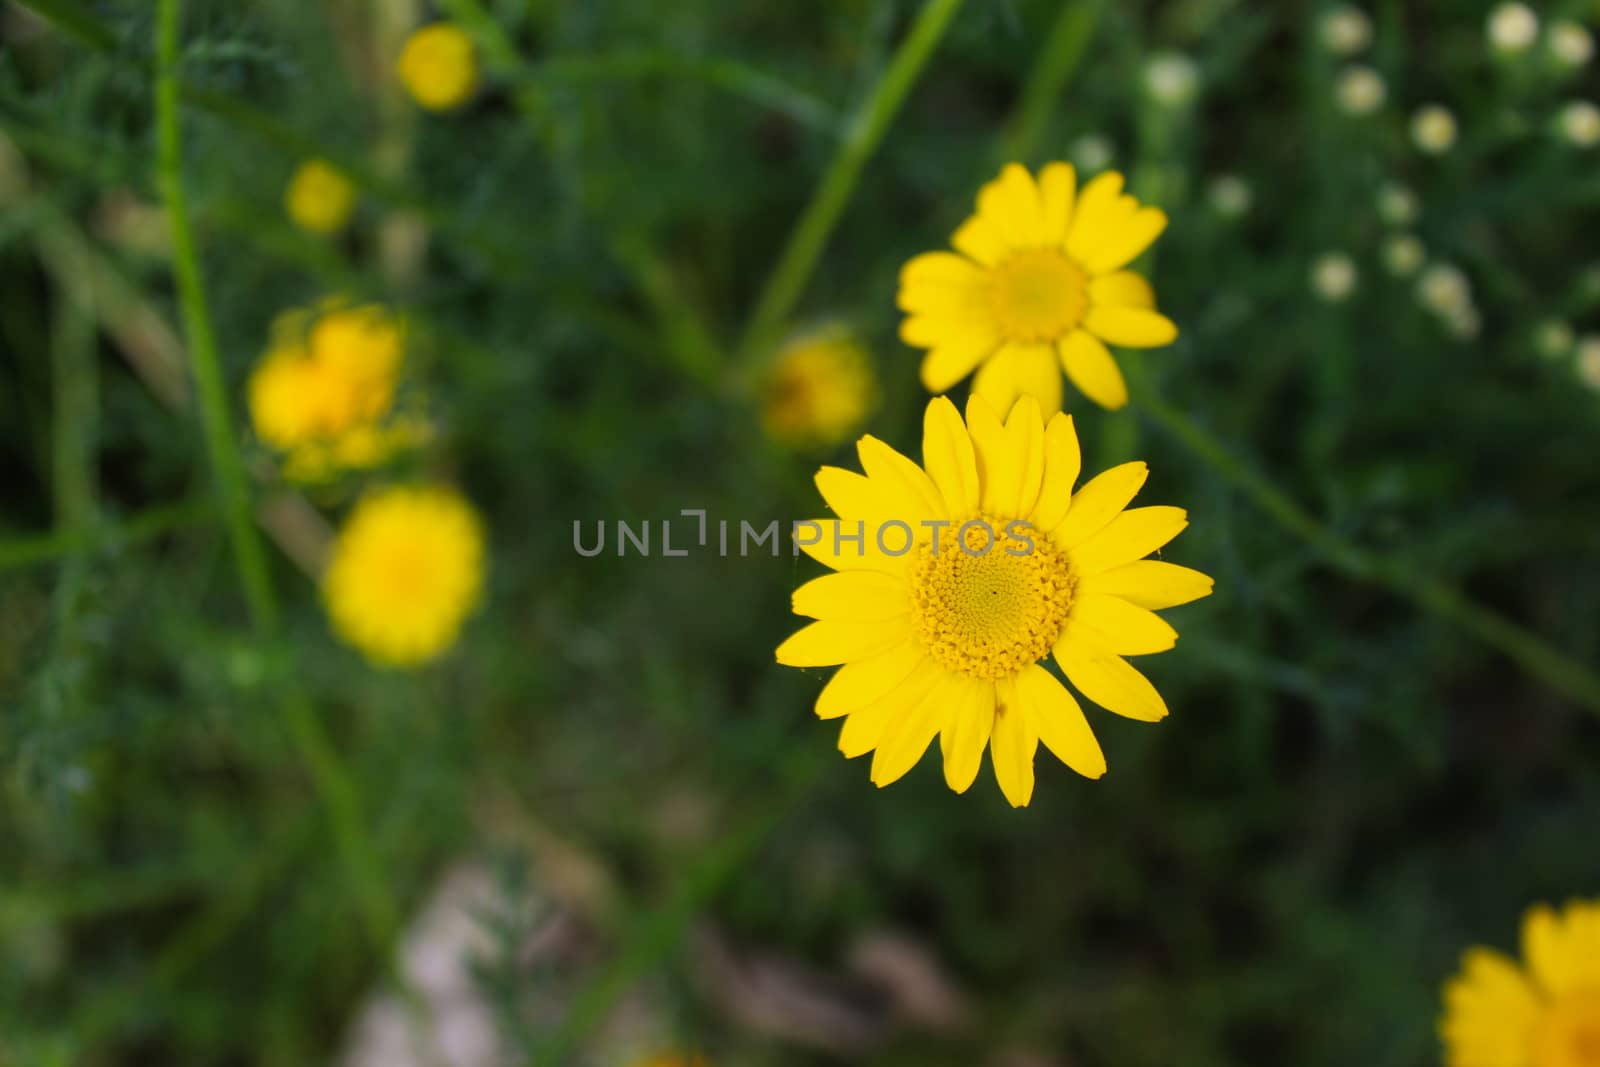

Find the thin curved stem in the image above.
[
  {"left": 155, "top": 0, "right": 401, "bottom": 948},
  {"left": 1131, "top": 382, "right": 1600, "bottom": 715},
  {"left": 736, "top": 0, "right": 969, "bottom": 371}
]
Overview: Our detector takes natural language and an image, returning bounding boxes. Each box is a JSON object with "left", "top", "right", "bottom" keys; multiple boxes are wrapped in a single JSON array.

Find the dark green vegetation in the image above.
[{"left": 2, "top": 0, "right": 1598, "bottom": 1064}]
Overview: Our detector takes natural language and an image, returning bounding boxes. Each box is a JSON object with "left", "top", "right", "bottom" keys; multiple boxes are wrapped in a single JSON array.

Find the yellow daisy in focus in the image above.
[
  {"left": 1441, "top": 899, "right": 1600, "bottom": 1067},
  {"left": 398, "top": 23, "right": 479, "bottom": 112},
  {"left": 898, "top": 163, "right": 1178, "bottom": 415},
  {"left": 323, "top": 485, "right": 486, "bottom": 668},
  {"left": 776, "top": 395, "right": 1212, "bottom": 806},
  {"left": 761, "top": 325, "right": 878, "bottom": 449},
  {"left": 248, "top": 302, "right": 427, "bottom": 482},
  {"left": 284, "top": 159, "right": 357, "bottom": 235}
]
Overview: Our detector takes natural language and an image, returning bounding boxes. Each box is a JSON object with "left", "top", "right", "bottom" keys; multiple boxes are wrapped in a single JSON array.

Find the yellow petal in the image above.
[
  {"left": 792, "top": 571, "right": 908, "bottom": 621},
  {"left": 870, "top": 670, "right": 958, "bottom": 787},
  {"left": 796, "top": 517, "right": 909, "bottom": 577},
  {"left": 952, "top": 214, "right": 1009, "bottom": 265},
  {"left": 816, "top": 640, "right": 927, "bottom": 719},
  {"left": 1081, "top": 207, "right": 1168, "bottom": 274},
  {"left": 1070, "top": 593, "right": 1178, "bottom": 654},
  {"left": 1088, "top": 271, "right": 1156, "bottom": 309},
  {"left": 839, "top": 659, "right": 941, "bottom": 757},
  {"left": 901, "top": 313, "right": 978, "bottom": 348},
  {"left": 964, "top": 392, "right": 1006, "bottom": 509},
  {"left": 1077, "top": 560, "right": 1214, "bottom": 609},
  {"left": 858, "top": 435, "right": 946, "bottom": 523},
  {"left": 990, "top": 676, "right": 1039, "bottom": 807},
  {"left": 1058, "top": 330, "right": 1128, "bottom": 410},
  {"left": 974, "top": 342, "right": 1063, "bottom": 420},
  {"left": 964, "top": 392, "right": 1044, "bottom": 519},
  {"left": 899, "top": 250, "right": 984, "bottom": 290},
  {"left": 920, "top": 329, "right": 1002, "bottom": 392},
  {"left": 1070, "top": 505, "right": 1188, "bottom": 575},
  {"left": 815, "top": 466, "right": 885, "bottom": 523},
  {"left": 1523, "top": 903, "right": 1587, "bottom": 996},
  {"left": 1014, "top": 663, "right": 1105, "bottom": 779},
  {"left": 1440, "top": 948, "right": 1543, "bottom": 1066},
  {"left": 922, "top": 396, "right": 980, "bottom": 517},
  {"left": 938, "top": 676, "right": 995, "bottom": 793},
  {"left": 776, "top": 617, "right": 909, "bottom": 667},
  {"left": 1084, "top": 306, "right": 1179, "bottom": 348},
  {"left": 1053, "top": 619, "right": 1169, "bottom": 721},
  {"left": 1028, "top": 413, "right": 1082, "bottom": 532},
  {"left": 1037, "top": 161, "right": 1077, "bottom": 243},
  {"left": 1049, "top": 461, "right": 1149, "bottom": 548},
  {"left": 976, "top": 163, "right": 1045, "bottom": 249},
  {"left": 1064, "top": 171, "right": 1127, "bottom": 260}
]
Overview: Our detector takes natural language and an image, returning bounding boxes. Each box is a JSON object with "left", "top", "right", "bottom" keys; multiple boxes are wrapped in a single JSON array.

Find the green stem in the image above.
[
  {"left": 1131, "top": 383, "right": 1600, "bottom": 715},
  {"left": 0, "top": 499, "right": 216, "bottom": 572},
  {"left": 998, "top": 0, "right": 1106, "bottom": 164},
  {"left": 154, "top": 0, "right": 400, "bottom": 949},
  {"left": 736, "top": 0, "right": 968, "bottom": 371}
]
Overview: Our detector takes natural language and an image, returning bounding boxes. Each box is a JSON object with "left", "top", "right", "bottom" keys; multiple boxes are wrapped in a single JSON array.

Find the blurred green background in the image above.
[{"left": 3, "top": 0, "right": 1600, "bottom": 1064}]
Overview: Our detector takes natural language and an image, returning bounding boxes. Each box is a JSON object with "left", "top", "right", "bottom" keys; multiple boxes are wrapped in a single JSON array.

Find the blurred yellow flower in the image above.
[
  {"left": 284, "top": 159, "right": 356, "bottom": 235},
  {"left": 1440, "top": 899, "right": 1600, "bottom": 1067},
  {"left": 398, "top": 23, "right": 479, "bottom": 111},
  {"left": 897, "top": 163, "right": 1177, "bottom": 417},
  {"left": 248, "top": 302, "right": 426, "bottom": 482},
  {"left": 323, "top": 485, "right": 486, "bottom": 667},
  {"left": 760, "top": 326, "right": 877, "bottom": 448},
  {"left": 777, "top": 395, "right": 1212, "bottom": 807},
  {"left": 633, "top": 1056, "right": 708, "bottom": 1067},
  {"left": 1412, "top": 104, "right": 1459, "bottom": 154}
]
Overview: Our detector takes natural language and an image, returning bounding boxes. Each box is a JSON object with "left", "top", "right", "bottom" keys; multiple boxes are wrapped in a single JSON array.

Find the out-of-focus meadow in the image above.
[{"left": 2, "top": 0, "right": 1600, "bottom": 1064}]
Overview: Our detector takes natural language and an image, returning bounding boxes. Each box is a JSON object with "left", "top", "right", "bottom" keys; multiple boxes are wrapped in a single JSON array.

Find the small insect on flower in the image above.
[
  {"left": 1486, "top": 2, "right": 1540, "bottom": 55},
  {"left": 760, "top": 326, "right": 877, "bottom": 449},
  {"left": 1412, "top": 104, "right": 1459, "bottom": 154},
  {"left": 1440, "top": 899, "right": 1600, "bottom": 1067},
  {"left": 776, "top": 395, "right": 1213, "bottom": 807},
  {"left": 324, "top": 485, "right": 487, "bottom": 668},
  {"left": 248, "top": 302, "right": 427, "bottom": 482},
  {"left": 398, "top": 22, "right": 479, "bottom": 111},
  {"left": 1320, "top": 4, "right": 1373, "bottom": 56},
  {"left": 898, "top": 163, "right": 1179, "bottom": 416},
  {"left": 1335, "top": 65, "right": 1386, "bottom": 115},
  {"left": 285, "top": 159, "right": 357, "bottom": 235}
]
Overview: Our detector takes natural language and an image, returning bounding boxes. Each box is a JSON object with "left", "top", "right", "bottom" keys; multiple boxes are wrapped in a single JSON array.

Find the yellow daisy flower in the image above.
[
  {"left": 247, "top": 302, "right": 425, "bottom": 482},
  {"left": 761, "top": 325, "right": 878, "bottom": 449},
  {"left": 897, "top": 163, "right": 1178, "bottom": 416},
  {"left": 776, "top": 395, "right": 1212, "bottom": 806},
  {"left": 1441, "top": 899, "right": 1600, "bottom": 1067},
  {"left": 323, "top": 485, "right": 486, "bottom": 668},
  {"left": 397, "top": 23, "right": 479, "bottom": 112},
  {"left": 284, "top": 159, "right": 357, "bottom": 235}
]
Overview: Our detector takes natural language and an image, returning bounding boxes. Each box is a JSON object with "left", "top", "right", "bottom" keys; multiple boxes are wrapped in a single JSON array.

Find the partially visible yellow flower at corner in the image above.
[
  {"left": 776, "top": 394, "right": 1213, "bottom": 807},
  {"left": 398, "top": 23, "right": 479, "bottom": 112},
  {"left": 760, "top": 325, "right": 877, "bottom": 449},
  {"left": 323, "top": 485, "right": 487, "bottom": 668},
  {"left": 898, "top": 163, "right": 1178, "bottom": 417},
  {"left": 633, "top": 1055, "right": 708, "bottom": 1067},
  {"left": 284, "top": 159, "right": 357, "bottom": 235},
  {"left": 247, "top": 301, "right": 428, "bottom": 483},
  {"left": 1441, "top": 899, "right": 1600, "bottom": 1067}
]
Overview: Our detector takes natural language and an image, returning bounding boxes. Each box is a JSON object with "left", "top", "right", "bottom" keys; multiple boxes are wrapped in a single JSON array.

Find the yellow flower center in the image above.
[
  {"left": 1536, "top": 993, "right": 1600, "bottom": 1067},
  {"left": 909, "top": 518, "right": 1075, "bottom": 680},
  {"left": 988, "top": 249, "right": 1089, "bottom": 343}
]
